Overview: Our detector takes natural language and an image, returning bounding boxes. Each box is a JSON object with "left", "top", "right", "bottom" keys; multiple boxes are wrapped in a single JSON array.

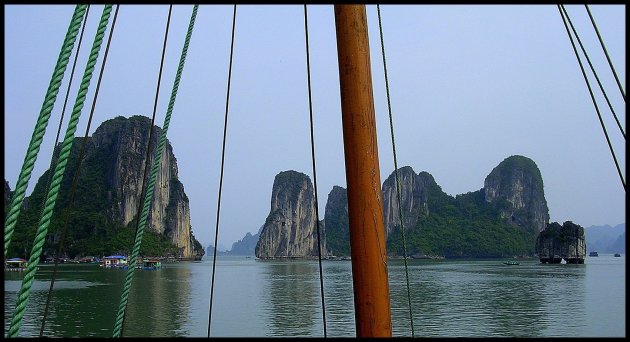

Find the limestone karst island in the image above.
[
  {"left": 5, "top": 115, "right": 586, "bottom": 263},
  {"left": 5, "top": 115, "right": 205, "bottom": 262},
  {"left": 252, "top": 155, "right": 586, "bottom": 263}
]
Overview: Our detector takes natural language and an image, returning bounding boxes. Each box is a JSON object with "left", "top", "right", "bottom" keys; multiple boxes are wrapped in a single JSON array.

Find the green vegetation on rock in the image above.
[
  {"left": 387, "top": 188, "right": 535, "bottom": 258},
  {"left": 6, "top": 116, "right": 203, "bottom": 260}
]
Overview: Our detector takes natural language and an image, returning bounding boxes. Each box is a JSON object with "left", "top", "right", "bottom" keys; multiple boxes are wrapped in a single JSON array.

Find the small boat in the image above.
[
  {"left": 503, "top": 260, "right": 519, "bottom": 265},
  {"left": 614, "top": 253, "right": 621, "bottom": 257},
  {"left": 141, "top": 258, "right": 162, "bottom": 270},
  {"left": 589, "top": 251, "right": 599, "bottom": 257},
  {"left": 5, "top": 258, "right": 28, "bottom": 271}
]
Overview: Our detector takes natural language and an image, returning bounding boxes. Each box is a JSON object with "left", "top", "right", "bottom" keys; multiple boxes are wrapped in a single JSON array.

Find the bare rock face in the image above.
[
  {"left": 250, "top": 155, "right": 551, "bottom": 258},
  {"left": 381, "top": 166, "right": 433, "bottom": 235},
  {"left": 255, "top": 171, "right": 326, "bottom": 259},
  {"left": 310, "top": 167, "right": 438, "bottom": 257},
  {"left": 322, "top": 185, "right": 349, "bottom": 256},
  {"left": 484, "top": 155, "right": 549, "bottom": 232},
  {"left": 535, "top": 221, "right": 586, "bottom": 263},
  {"left": 88, "top": 115, "right": 200, "bottom": 258}
]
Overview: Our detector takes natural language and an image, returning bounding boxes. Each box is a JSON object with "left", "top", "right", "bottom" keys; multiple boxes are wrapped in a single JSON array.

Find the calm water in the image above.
[{"left": 3, "top": 254, "right": 626, "bottom": 337}]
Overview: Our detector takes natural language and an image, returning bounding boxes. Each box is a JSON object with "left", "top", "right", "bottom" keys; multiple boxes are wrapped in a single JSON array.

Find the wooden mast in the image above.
[{"left": 334, "top": 5, "right": 392, "bottom": 337}]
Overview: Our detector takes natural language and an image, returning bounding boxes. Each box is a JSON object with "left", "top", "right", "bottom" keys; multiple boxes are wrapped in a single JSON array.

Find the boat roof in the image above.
[
  {"left": 104, "top": 255, "right": 127, "bottom": 259},
  {"left": 6, "top": 258, "right": 27, "bottom": 264}
]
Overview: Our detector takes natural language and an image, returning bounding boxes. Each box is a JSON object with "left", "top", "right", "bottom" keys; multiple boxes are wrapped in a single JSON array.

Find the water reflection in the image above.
[
  {"left": 321, "top": 261, "right": 356, "bottom": 337},
  {"left": 260, "top": 260, "right": 321, "bottom": 337},
  {"left": 4, "top": 264, "right": 123, "bottom": 337},
  {"left": 4, "top": 256, "right": 622, "bottom": 337},
  {"left": 124, "top": 264, "right": 192, "bottom": 337},
  {"left": 387, "top": 260, "right": 587, "bottom": 337},
  {"left": 3, "top": 264, "right": 193, "bottom": 337}
]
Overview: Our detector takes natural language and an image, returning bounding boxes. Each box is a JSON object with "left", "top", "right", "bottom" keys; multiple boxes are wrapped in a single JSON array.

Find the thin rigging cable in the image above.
[
  {"left": 114, "top": 4, "right": 198, "bottom": 336},
  {"left": 561, "top": 5, "right": 625, "bottom": 139},
  {"left": 38, "top": 4, "right": 119, "bottom": 337},
  {"left": 35, "top": 5, "right": 92, "bottom": 236},
  {"left": 7, "top": 5, "right": 114, "bottom": 337},
  {"left": 125, "top": 5, "right": 173, "bottom": 264},
  {"left": 4, "top": 4, "right": 88, "bottom": 259},
  {"left": 120, "top": 5, "right": 173, "bottom": 336},
  {"left": 376, "top": 4, "right": 415, "bottom": 337},
  {"left": 304, "top": 4, "right": 327, "bottom": 338},
  {"left": 208, "top": 4, "right": 237, "bottom": 338},
  {"left": 584, "top": 4, "right": 626, "bottom": 101},
  {"left": 557, "top": 5, "right": 625, "bottom": 191}
]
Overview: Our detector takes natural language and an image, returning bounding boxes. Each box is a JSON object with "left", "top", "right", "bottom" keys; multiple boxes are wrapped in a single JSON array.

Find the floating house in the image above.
[
  {"left": 102, "top": 255, "right": 128, "bottom": 269},
  {"left": 5, "top": 258, "right": 28, "bottom": 271},
  {"left": 142, "top": 258, "right": 162, "bottom": 270},
  {"left": 79, "top": 256, "right": 100, "bottom": 263}
]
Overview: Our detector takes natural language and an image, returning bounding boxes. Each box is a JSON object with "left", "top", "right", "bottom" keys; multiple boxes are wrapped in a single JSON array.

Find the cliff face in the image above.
[
  {"left": 322, "top": 186, "right": 349, "bottom": 256},
  {"left": 255, "top": 171, "right": 326, "bottom": 259},
  {"left": 88, "top": 115, "right": 199, "bottom": 258},
  {"left": 246, "top": 154, "right": 552, "bottom": 258},
  {"left": 484, "top": 155, "right": 549, "bottom": 232},
  {"left": 331, "top": 155, "right": 549, "bottom": 257},
  {"left": 324, "top": 169, "right": 438, "bottom": 257},
  {"left": 535, "top": 221, "right": 586, "bottom": 263},
  {"left": 382, "top": 167, "right": 432, "bottom": 235},
  {"left": 7, "top": 115, "right": 203, "bottom": 259}
]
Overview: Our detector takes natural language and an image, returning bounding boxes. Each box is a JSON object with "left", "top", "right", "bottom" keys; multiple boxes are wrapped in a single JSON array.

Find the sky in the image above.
[{"left": 4, "top": 5, "right": 626, "bottom": 251}]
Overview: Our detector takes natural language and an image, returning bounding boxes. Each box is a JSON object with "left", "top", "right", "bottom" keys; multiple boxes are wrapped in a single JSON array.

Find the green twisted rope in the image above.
[
  {"left": 4, "top": 5, "right": 87, "bottom": 259},
  {"left": 6, "top": 5, "right": 113, "bottom": 337},
  {"left": 112, "top": 5, "right": 198, "bottom": 337}
]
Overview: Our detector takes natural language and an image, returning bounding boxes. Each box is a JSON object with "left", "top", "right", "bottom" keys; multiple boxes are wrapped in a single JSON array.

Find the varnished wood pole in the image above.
[{"left": 334, "top": 5, "right": 392, "bottom": 337}]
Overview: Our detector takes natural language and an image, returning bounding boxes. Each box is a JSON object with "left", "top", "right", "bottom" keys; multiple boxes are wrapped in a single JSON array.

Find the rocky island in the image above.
[
  {"left": 535, "top": 221, "right": 586, "bottom": 263},
  {"left": 253, "top": 155, "right": 585, "bottom": 260},
  {"left": 255, "top": 171, "right": 328, "bottom": 259},
  {"left": 5, "top": 115, "right": 204, "bottom": 260}
]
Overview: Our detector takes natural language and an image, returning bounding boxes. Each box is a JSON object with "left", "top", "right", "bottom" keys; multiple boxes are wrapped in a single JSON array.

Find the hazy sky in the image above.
[{"left": 4, "top": 5, "right": 625, "bottom": 251}]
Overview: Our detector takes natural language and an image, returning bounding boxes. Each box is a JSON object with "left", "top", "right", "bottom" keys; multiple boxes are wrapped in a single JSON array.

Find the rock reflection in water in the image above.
[
  {"left": 261, "top": 260, "right": 321, "bottom": 337},
  {"left": 123, "top": 264, "right": 192, "bottom": 337}
]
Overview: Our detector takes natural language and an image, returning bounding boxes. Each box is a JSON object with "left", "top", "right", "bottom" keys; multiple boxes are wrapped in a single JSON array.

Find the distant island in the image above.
[
  {"left": 251, "top": 155, "right": 564, "bottom": 260},
  {"left": 223, "top": 155, "right": 622, "bottom": 261},
  {"left": 583, "top": 223, "right": 626, "bottom": 254},
  {"left": 8, "top": 115, "right": 620, "bottom": 262}
]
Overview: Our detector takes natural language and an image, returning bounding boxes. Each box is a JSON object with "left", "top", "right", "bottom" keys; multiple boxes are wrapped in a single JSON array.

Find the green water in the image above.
[{"left": 3, "top": 255, "right": 625, "bottom": 337}]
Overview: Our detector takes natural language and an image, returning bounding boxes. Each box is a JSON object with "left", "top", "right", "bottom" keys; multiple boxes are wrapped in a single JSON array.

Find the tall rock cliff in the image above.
[
  {"left": 243, "top": 154, "right": 552, "bottom": 258},
  {"left": 7, "top": 115, "right": 204, "bottom": 259},
  {"left": 327, "top": 155, "right": 550, "bottom": 258},
  {"left": 381, "top": 166, "right": 433, "bottom": 234},
  {"left": 90, "top": 115, "right": 200, "bottom": 258},
  {"left": 322, "top": 186, "right": 350, "bottom": 256},
  {"left": 484, "top": 155, "right": 549, "bottom": 232},
  {"left": 255, "top": 171, "right": 327, "bottom": 259}
]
